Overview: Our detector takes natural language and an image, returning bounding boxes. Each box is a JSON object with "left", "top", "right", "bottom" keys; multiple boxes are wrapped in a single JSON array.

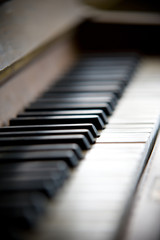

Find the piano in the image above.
[{"left": 0, "top": 0, "right": 160, "bottom": 240}]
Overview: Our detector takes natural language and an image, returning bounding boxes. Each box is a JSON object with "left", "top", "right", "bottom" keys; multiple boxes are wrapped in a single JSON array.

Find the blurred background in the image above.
[{"left": 82, "top": 0, "right": 160, "bottom": 12}]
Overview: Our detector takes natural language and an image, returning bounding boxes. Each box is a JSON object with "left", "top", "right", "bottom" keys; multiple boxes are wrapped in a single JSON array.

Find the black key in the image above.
[
  {"left": 55, "top": 80, "right": 125, "bottom": 89},
  {"left": 0, "top": 171, "right": 63, "bottom": 198},
  {"left": 0, "top": 144, "right": 83, "bottom": 159},
  {"left": 0, "top": 134, "right": 91, "bottom": 150},
  {"left": 20, "top": 109, "right": 108, "bottom": 123},
  {"left": 42, "top": 91, "right": 116, "bottom": 99},
  {"left": 0, "top": 192, "right": 46, "bottom": 229},
  {"left": 62, "top": 72, "right": 129, "bottom": 81},
  {"left": 0, "top": 129, "right": 95, "bottom": 144},
  {"left": 77, "top": 56, "right": 137, "bottom": 62},
  {"left": 64, "top": 72, "right": 130, "bottom": 80},
  {"left": 10, "top": 115, "right": 105, "bottom": 130},
  {"left": 69, "top": 65, "right": 131, "bottom": 71},
  {"left": 0, "top": 161, "right": 68, "bottom": 176},
  {"left": 0, "top": 150, "right": 79, "bottom": 167},
  {"left": 37, "top": 96, "right": 116, "bottom": 111},
  {"left": 66, "top": 71, "right": 131, "bottom": 80},
  {"left": 0, "top": 161, "right": 69, "bottom": 191},
  {"left": 0, "top": 166, "right": 67, "bottom": 191},
  {"left": 25, "top": 103, "right": 111, "bottom": 116},
  {"left": 46, "top": 85, "right": 122, "bottom": 97},
  {"left": 74, "top": 60, "right": 136, "bottom": 66},
  {"left": 61, "top": 69, "right": 130, "bottom": 75},
  {"left": 68, "top": 67, "right": 133, "bottom": 74},
  {"left": 41, "top": 92, "right": 117, "bottom": 108},
  {"left": 0, "top": 123, "right": 99, "bottom": 138}
]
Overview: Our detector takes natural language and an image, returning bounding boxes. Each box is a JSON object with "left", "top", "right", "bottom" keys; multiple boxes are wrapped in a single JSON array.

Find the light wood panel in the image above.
[
  {"left": 0, "top": 0, "right": 84, "bottom": 83},
  {"left": 0, "top": 34, "right": 78, "bottom": 126}
]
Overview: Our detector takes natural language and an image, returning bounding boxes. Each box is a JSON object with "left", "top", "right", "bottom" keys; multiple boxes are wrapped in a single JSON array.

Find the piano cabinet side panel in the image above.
[{"left": 0, "top": 35, "right": 78, "bottom": 126}]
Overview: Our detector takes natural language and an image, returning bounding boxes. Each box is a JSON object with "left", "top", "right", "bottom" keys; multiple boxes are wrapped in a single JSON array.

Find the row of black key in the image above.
[{"left": 0, "top": 53, "right": 139, "bottom": 233}]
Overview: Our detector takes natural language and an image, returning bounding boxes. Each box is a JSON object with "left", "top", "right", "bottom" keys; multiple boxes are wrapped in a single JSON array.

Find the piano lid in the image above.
[
  {"left": 0, "top": 0, "right": 84, "bottom": 83},
  {"left": 0, "top": 0, "right": 160, "bottom": 84}
]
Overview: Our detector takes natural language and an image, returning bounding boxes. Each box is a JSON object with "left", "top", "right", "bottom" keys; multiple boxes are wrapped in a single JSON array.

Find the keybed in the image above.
[{"left": 0, "top": 54, "right": 160, "bottom": 240}]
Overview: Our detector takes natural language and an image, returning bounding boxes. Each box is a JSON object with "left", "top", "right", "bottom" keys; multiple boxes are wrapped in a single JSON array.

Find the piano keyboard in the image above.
[{"left": 0, "top": 53, "right": 160, "bottom": 240}]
